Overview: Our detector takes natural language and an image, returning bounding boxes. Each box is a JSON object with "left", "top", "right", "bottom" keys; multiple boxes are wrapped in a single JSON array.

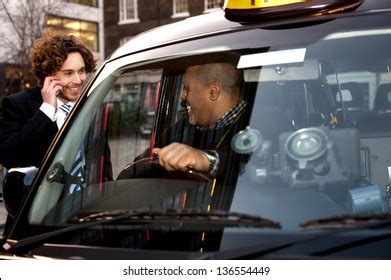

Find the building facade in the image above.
[
  {"left": 45, "top": 0, "right": 104, "bottom": 62},
  {"left": 0, "top": 0, "right": 104, "bottom": 97},
  {"left": 104, "top": 0, "right": 224, "bottom": 58}
]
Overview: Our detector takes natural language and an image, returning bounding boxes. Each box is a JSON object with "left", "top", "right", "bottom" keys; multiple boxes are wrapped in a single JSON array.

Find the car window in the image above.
[{"left": 28, "top": 17, "right": 391, "bottom": 233}]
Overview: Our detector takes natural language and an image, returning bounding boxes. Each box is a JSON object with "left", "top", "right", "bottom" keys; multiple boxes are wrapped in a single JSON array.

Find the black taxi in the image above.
[{"left": 1, "top": 0, "right": 391, "bottom": 259}]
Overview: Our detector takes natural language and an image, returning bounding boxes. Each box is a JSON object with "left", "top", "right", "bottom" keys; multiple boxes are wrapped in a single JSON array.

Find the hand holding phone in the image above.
[
  {"left": 55, "top": 89, "right": 64, "bottom": 97},
  {"left": 41, "top": 76, "right": 63, "bottom": 107}
]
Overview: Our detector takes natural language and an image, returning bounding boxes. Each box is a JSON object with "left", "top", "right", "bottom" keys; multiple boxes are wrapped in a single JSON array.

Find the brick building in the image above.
[{"left": 104, "top": 0, "right": 224, "bottom": 58}]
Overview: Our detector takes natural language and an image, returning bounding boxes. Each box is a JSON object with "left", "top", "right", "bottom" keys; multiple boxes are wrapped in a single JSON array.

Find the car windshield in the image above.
[{"left": 26, "top": 17, "right": 391, "bottom": 249}]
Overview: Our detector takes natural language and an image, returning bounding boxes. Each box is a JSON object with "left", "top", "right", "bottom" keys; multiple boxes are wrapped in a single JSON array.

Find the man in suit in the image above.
[{"left": 0, "top": 29, "right": 96, "bottom": 169}]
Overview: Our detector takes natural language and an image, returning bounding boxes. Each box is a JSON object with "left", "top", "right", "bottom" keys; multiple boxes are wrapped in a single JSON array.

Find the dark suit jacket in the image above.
[{"left": 0, "top": 87, "right": 58, "bottom": 169}]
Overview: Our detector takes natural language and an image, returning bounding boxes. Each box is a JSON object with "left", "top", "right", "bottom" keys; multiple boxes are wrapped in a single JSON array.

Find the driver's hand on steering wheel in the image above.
[{"left": 153, "top": 142, "right": 209, "bottom": 172}]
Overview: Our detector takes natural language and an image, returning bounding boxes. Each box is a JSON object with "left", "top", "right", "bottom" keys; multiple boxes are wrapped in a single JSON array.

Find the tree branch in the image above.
[{"left": 0, "top": 0, "right": 23, "bottom": 41}]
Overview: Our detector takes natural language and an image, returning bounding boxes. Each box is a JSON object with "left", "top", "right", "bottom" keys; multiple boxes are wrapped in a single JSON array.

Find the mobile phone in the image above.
[{"left": 55, "top": 89, "right": 64, "bottom": 97}]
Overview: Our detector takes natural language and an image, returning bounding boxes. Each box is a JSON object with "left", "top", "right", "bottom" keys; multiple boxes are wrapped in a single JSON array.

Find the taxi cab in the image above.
[{"left": 1, "top": 0, "right": 391, "bottom": 259}]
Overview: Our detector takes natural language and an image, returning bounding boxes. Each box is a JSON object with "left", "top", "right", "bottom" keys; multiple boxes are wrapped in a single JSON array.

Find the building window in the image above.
[
  {"left": 173, "top": 0, "right": 189, "bottom": 18},
  {"left": 119, "top": 0, "right": 139, "bottom": 23},
  {"left": 64, "top": 0, "right": 98, "bottom": 7},
  {"left": 204, "top": 0, "right": 223, "bottom": 11},
  {"left": 46, "top": 16, "right": 99, "bottom": 52}
]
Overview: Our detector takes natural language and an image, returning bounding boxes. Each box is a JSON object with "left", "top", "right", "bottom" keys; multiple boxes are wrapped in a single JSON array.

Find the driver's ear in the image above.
[{"left": 209, "top": 82, "right": 221, "bottom": 101}]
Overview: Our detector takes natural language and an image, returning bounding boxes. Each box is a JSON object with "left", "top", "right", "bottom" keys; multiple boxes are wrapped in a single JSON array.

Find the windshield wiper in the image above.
[
  {"left": 4, "top": 209, "right": 280, "bottom": 254},
  {"left": 206, "top": 213, "right": 391, "bottom": 259},
  {"left": 300, "top": 213, "right": 391, "bottom": 229},
  {"left": 76, "top": 208, "right": 281, "bottom": 228}
]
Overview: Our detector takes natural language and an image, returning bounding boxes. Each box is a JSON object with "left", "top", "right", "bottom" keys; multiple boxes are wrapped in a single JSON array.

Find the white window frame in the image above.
[
  {"left": 119, "top": 0, "right": 139, "bottom": 24},
  {"left": 172, "top": 0, "right": 190, "bottom": 18},
  {"left": 204, "top": 0, "right": 223, "bottom": 12}
]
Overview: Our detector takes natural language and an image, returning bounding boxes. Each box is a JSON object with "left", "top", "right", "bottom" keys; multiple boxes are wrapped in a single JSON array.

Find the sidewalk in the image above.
[{"left": 0, "top": 200, "right": 7, "bottom": 236}]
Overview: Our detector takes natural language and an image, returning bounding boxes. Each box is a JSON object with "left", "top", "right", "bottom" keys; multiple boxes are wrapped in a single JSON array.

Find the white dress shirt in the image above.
[{"left": 40, "top": 100, "right": 76, "bottom": 129}]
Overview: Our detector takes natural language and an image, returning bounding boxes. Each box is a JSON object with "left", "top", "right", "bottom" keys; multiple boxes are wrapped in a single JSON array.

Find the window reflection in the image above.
[{"left": 103, "top": 70, "right": 161, "bottom": 178}]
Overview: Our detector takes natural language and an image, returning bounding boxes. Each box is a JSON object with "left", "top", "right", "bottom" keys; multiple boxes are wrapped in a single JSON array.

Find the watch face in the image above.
[{"left": 205, "top": 151, "right": 217, "bottom": 173}]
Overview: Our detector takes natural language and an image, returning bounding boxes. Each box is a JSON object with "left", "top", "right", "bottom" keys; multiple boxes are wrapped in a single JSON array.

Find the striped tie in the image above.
[
  {"left": 59, "top": 103, "right": 83, "bottom": 193},
  {"left": 69, "top": 148, "right": 84, "bottom": 194},
  {"left": 59, "top": 104, "right": 71, "bottom": 116}
]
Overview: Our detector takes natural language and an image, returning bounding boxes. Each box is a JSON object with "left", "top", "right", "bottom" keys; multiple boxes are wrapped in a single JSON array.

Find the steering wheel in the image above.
[{"left": 116, "top": 157, "right": 211, "bottom": 183}]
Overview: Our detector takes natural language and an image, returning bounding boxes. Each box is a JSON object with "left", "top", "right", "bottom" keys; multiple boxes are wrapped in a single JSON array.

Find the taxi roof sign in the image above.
[
  {"left": 224, "top": 0, "right": 363, "bottom": 23},
  {"left": 224, "top": 0, "right": 307, "bottom": 10}
]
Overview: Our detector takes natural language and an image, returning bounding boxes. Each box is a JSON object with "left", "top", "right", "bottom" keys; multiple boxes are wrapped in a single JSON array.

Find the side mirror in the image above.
[{"left": 3, "top": 167, "right": 38, "bottom": 218}]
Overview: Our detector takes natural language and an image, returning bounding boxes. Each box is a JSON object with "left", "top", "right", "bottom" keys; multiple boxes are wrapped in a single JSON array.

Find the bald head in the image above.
[{"left": 194, "top": 63, "right": 243, "bottom": 95}]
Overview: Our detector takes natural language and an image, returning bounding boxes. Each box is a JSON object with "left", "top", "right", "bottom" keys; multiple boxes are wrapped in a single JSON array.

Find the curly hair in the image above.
[{"left": 30, "top": 29, "right": 96, "bottom": 86}]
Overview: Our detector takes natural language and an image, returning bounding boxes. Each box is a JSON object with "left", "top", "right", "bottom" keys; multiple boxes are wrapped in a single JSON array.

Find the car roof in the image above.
[
  {"left": 109, "top": 10, "right": 241, "bottom": 60},
  {"left": 109, "top": 0, "right": 391, "bottom": 61}
]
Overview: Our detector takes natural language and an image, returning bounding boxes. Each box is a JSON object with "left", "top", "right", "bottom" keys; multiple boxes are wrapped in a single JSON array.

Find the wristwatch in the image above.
[{"left": 204, "top": 150, "right": 219, "bottom": 175}]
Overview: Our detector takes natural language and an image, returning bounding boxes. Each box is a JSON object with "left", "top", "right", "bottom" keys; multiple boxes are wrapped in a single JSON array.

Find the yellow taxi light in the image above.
[
  {"left": 224, "top": 0, "right": 363, "bottom": 23},
  {"left": 224, "top": 0, "right": 307, "bottom": 10}
]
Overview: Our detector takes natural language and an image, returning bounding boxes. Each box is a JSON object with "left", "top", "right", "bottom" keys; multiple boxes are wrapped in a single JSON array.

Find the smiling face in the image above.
[
  {"left": 182, "top": 66, "right": 215, "bottom": 127},
  {"left": 55, "top": 52, "right": 87, "bottom": 102}
]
